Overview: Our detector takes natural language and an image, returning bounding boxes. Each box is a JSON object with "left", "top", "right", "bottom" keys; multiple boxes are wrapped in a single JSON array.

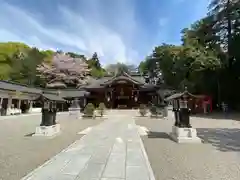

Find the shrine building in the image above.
[{"left": 0, "top": 71, "right": 166, "bottom": 116}]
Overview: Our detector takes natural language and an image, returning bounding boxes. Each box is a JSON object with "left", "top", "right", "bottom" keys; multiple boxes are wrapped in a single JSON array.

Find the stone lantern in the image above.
[
  {"left": 165, "top": 89, "right": 202, "bottom": 143},
  {"left": 34, "top": 92, "right": 64, "bottom": 137}
]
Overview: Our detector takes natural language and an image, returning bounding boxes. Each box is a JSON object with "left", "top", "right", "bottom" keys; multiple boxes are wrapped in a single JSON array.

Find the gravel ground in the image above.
[
  {"left": 136, "top": 111, "right": 240, "bottom": 180},
  {"left": 0, "top": 113, "right": 103, "bottom": 180}
]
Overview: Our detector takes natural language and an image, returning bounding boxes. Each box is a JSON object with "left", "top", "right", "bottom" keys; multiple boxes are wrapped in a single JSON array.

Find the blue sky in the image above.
[{"left": 0, "top": 0, "right": 210, "bottom": 65}]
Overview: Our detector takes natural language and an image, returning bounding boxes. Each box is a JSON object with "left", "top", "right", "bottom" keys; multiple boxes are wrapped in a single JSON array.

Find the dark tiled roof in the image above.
[
  {"left": 0, "top": 80, "right": 41, "bottom": 94},
  {"left": 82, "top": 77, "right": 111, "bottom": 89},
  {"left": 102, "top": 75, "right": 143, "bottom": 85},
  {"left": 0, "top": 80, "right": 89, "bottom": 98},
  {"left": 43, "top": 89, "right": 89, "bottom": 98},
  {"left": 140, "top": 84, "right": 156, "bottom": 89},
  {"left": 165, "top": 91, "right": 196, "bottom": 101},
  {"left": 131, "top": 76, "right": 145, "bottom": 84},
  {"left": 157, "top": 89, "right": 176, "bottom": 99},
  {"left": 42, "top": 94, "right": 66, "bottom": 101},
  {"left": 60, "top": 90, "right": 89, "bottom": 98},
  {"left": 83, "top": 72, "right": 146, "bottom": 88},
  {"left": 82, "top": 73, "right": 156, "bottom": 90}
]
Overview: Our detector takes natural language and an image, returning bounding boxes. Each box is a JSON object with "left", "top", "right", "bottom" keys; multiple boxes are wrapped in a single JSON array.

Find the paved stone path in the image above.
[{"left": 21, "top": 112, "right": 155, "bottom": 180}]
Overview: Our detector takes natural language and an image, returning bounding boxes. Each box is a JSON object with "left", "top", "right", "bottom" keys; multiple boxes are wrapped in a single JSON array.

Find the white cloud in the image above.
[{"left": 0, "top": 1, "right": 140, "bottom": 65}]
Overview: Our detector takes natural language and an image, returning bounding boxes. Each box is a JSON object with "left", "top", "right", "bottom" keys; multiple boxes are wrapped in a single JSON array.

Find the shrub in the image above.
[
  {"left": 98, "top": 103, "right": 106, "bottom": 117},
  {"left": 83, "top": 103, "right": 95, "bottom": 117},
  {"left": 139, "top": 104, "right": 147, "bottom": 117}
]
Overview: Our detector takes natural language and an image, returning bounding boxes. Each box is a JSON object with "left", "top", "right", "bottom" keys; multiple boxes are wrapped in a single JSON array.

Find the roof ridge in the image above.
[
  {"left": 0, "top": 80, "right": 43, "bottom": 89},
  {"left": 0, "top": 80, "right": 29, "bottom": 87}
]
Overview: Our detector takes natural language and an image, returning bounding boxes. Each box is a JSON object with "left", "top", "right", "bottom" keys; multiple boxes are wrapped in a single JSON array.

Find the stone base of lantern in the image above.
[
  {"left": 169, "top": 126, "right": 202, "bottom": 143},
  {"left": 34, "top": 124, "right": 61, "bottom": 137}
]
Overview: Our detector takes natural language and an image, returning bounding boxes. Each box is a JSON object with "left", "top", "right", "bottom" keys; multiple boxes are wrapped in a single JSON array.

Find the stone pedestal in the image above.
[
  {"left": 169, "top": 126, "right": 202, "bottom": 143},
  {"left": 34, "top": 124, "right": 60, "bottom": 136}
]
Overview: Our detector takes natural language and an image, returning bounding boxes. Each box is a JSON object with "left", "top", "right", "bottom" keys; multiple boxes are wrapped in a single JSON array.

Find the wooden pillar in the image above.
[
  {"left": 7, "top": 97, "right": 12, "bottom": 109},
  {"left": 83, "top": 97, "right": 86, "bottom": 107},
  {"left": 0, "top": 98, "right": 2, "bottom": 116},
  {"left": 29, "top": 100, "right": 33, "bottom": 113},
  {"left": 0, "top": 98, "right": 2, "bottom": 108},
  {"left": 18, "top": 99, "right": 21, "bottom": 109},
  {"left": 105, "top": 87, "right": 113, "bottom": 109},
  {"left": 6, "top": 97, "right": 12, "bottom": 115}
]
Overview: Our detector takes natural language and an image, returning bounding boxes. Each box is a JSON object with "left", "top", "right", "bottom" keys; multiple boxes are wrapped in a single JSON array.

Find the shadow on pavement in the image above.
[
  {"left": 25, "top": 132, "right": 35, "bottom": 137},
  {"left": 197, "top": 128, "right": 240, "bottom": 152},
  {"left": 192, "top": 112, "right": 240, "bottom": 121},
  {"left": 147, "top": 131, "right": 172, "bottom": 140}
]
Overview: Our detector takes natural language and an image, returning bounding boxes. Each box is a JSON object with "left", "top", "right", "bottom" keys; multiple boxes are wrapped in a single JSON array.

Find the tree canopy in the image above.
[
  {"left": 37, "top": 52, "right": 90, "bottom": 88},
  {"left": 139, "top": 0, "right": 240, "bottom": 108},
  {"left": 0, "top": 44, "right": 106, "bottom": 86}
]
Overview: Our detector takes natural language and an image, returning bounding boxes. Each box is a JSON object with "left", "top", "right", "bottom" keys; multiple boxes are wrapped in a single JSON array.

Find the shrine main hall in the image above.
[{"left": 80, "top": 71, "right": 164, "bottom": 109}]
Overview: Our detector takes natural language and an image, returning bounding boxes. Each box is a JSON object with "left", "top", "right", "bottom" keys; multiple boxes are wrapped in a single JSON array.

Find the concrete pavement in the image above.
[{"left": 21, "top": 112, "right": 155, "bottom": 180}]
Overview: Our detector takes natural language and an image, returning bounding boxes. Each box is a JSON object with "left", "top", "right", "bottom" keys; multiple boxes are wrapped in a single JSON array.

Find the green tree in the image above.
[
  {"left": 88, "top": 52, "right": 101, "bottom": 70},
  {"left": 87, "top": 52, "right": 105, "bottom": 78},
  {"left": 9, "top": 47, "right": 47, "bottom": 85},
  {"left": 0, "top": 42, "right": 30, "bottom": 80},
  {"left": 209, "top": 0, "right": 240, "bottom": 68}
]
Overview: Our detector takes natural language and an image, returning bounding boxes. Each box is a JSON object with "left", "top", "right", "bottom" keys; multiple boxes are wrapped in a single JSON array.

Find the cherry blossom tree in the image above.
[{"left": 37, "top": 52, "right": 90, "bottom": 88}]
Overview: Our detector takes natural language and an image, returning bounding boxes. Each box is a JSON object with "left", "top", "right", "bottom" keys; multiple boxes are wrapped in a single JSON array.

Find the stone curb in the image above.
[{"left": 135, "top": 123, "right": 156, "bottom": 180}]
